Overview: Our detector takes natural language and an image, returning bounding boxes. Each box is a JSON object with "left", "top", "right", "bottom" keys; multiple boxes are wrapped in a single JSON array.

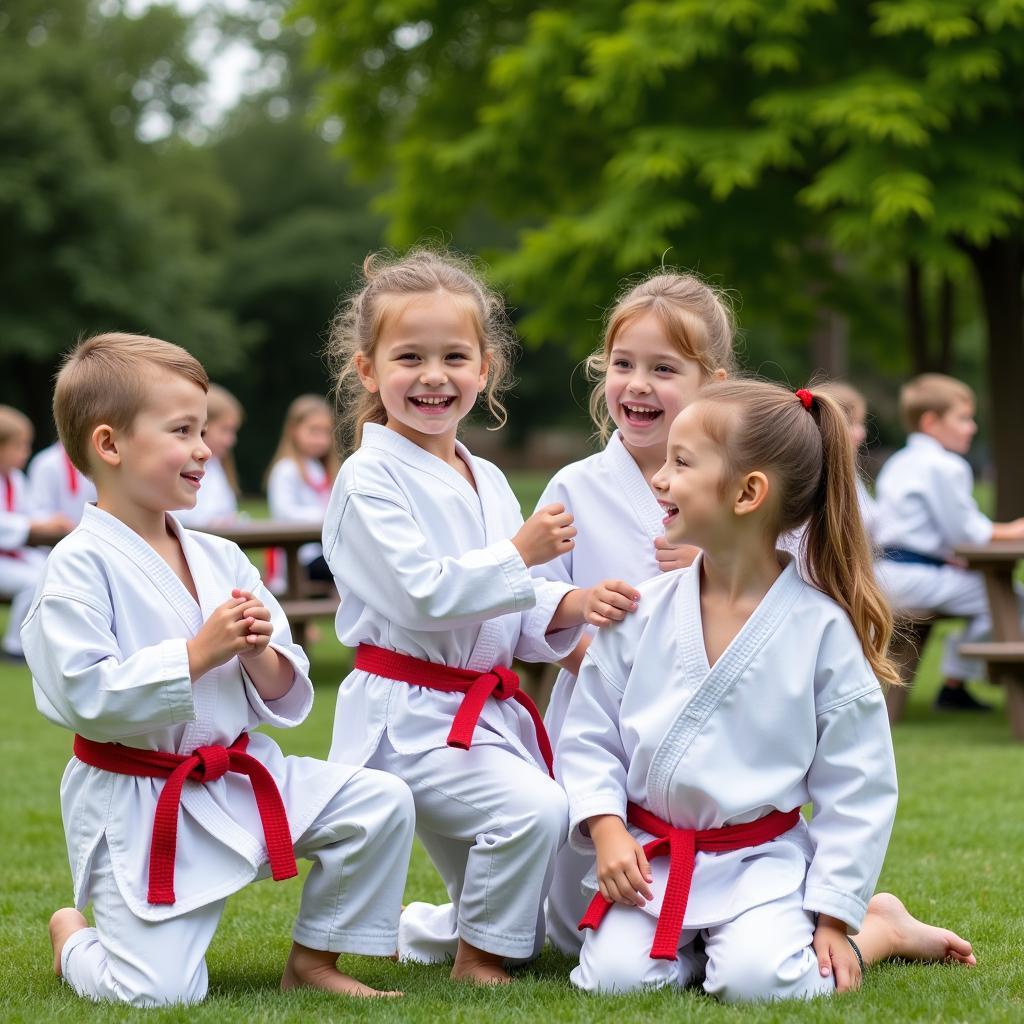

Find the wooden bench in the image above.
[
  {"left": 953, "top": 542, "right": 1024, "bottom": 741},
  {"left": 197, "top": 521, "right": 338, "bottom": 649},
  {"left": 885, "top": 613, "right": 937, "bottom": 724}
]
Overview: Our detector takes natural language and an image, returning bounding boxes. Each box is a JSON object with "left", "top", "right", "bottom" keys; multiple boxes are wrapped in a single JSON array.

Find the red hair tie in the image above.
[{"left": 795, "top": 388, "right": 814, "bottom": 410}]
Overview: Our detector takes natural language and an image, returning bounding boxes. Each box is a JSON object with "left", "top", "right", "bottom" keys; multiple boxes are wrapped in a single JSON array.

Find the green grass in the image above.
[{"left": 2, "top": 473, "right": 1021, "bottom": 1021}]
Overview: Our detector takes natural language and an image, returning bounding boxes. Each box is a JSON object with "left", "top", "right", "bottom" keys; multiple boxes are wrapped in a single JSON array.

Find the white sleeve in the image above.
[
  {"left": 514, "top": 578, "right": 585, "bottom": 663},
  {"left": 930, "top": 459, "right": 993, "bottom": 546},
  {"left": 325, "top": 490, "right": 536, "bottom": 631},
  {"left": 267, "top": 461, "right": 320, "bottom": 523},
  {"left": 234, "top": 550, "right": 313, "bottom": 727},
  {"left": 557, "top": 644, "right": 631, "bottom": 853},
  {"left": 804, "top": 635, "right": 898, "bottom": 930},
  {"left": 0, "top": 510, "right": 31, "bottom": 549},
  {"left": 529, "top": 475, "right": 574, "bottom": 587},
  {"left": 24, "top": 592, "right": 195, "bottom": 740},
  {"left": 27, "top": 456, "right": 59, "bottom": 516}
]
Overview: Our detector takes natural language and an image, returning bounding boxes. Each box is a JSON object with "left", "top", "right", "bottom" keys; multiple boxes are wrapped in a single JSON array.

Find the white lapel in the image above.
[
  {"left": 646, "top": 554, "right": 806, "bottom": 818},
  {"left": 605, "top": 431, "right": 666, "bottom": 543}
]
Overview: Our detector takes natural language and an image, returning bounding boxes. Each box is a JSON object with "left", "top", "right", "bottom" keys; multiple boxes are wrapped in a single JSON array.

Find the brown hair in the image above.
[
  {"left": 326, "top": 249, "right": 517, "bottom": 452},
  {"left": 265, "top": 394, "right": 340, "bottom": 487},
  {"left": 587, "top": 271, "right": 737, "bottom": 443},
  {"left": 899, "top": 373, "right": 974, "bottom": 433},
  {"left": 206, "top": 384, "right": 244, "bottom": 496},
  {"left": 53, "top": 332, "right": 209, "bottom": 473},
  {"left": 693, "top": 379, "right": 898, "bottom": 686},
  {"left": 0, "top": 406, "right": 33, "bottom": 447},
  {"left": 814, "top": 381, "right": 866, "bottom": 429}
]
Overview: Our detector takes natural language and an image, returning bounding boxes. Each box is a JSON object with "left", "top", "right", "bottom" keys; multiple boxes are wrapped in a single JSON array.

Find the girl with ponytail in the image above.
[{"left": 556, "top": 379, "right": 937, "bottom": 1001}]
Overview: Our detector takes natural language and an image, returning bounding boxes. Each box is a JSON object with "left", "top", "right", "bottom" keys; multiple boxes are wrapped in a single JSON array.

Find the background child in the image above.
[
  {"left": 323, "top": 250, "right": 637, "bottom": 985},
  {"left": 175, "top": 383, "right": 243, "bottom": 528},
  {"left": 558, "top": 381, "right": 900, "bottom": 1000},
  {"left": 26, "top": 332, "right": 414, "bottom": 1007},
  {"left": 875, "top": 373, "right": 1024, "bottom": 711},
  {"left": 536, "top": 272, "right": 734, "bottom": 953},
  {"left": 265, "top": 394, "right": 339, "bottom": 589},
  {"left": 0, "top": 405, "right": 73, "bottom": 659},
  {"left": 27, "top": 438, "right": 96, "bottom": 525}
]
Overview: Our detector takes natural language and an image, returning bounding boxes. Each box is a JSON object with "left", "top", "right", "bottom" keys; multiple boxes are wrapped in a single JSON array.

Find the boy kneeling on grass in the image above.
[{"left": 23, "top": 332, "right": 415, "bottom": 1007}]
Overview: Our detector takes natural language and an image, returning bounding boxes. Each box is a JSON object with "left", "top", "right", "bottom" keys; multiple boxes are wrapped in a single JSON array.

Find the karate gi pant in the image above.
[
  {"left": 371, "top": 737, "right": 568, "bottom": 962},
  {"left": 876, "top": 562, "right": 1014, "bottom": 682},
  {"left": 1, "top": 554, "right": 45, "bottom": 656},
  {"left": 60, "top": 766, "right": 414, "bottom": 1008},
  {"left": 543, "top": 671, "right": 590, "bottom": 957},
  {"left": 571, "top": 885, "right": 835, "bottom": 1003}
]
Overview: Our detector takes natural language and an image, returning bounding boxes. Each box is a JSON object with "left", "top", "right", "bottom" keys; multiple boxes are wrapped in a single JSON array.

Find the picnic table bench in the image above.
[
  {"left": 197, "top": 521, "right": 338, "bottom": 649},
  {"left": 954, "top": 541, "right": 1024, "bottom": 741}
]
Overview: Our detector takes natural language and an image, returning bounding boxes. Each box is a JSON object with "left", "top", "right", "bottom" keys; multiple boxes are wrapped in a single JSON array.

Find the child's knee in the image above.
[
  {"left": 704, "top": 939, "right": 827, "bottom": 1004},
  {"left": 526, "top": 779, "right": 569, "bottom": 850}
]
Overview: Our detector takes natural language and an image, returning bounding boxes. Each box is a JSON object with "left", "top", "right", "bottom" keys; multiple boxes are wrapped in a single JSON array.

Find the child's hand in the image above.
[
  {"left": 589, "top": 814, "right": 653, "bottom": 907},
  {"left": 186, "top": 592, "right": 269, "bottom": 680},
  {"left": 512, "top": 503, "right": 576, "bottom": 567},
  {"left": 230, "top": 588, "right": 274, "bottom": 661},
  {"left": 653, "top": 536, "right": 700, "bottom": 573},
  {"left": 28, "top": 513, "right": 75, "bottom": 545},
  {"left": 813, "top": 915, "right": 861, "bottom": 992},
  {"left": 583, "top": 580, "right": 640, "bottom": 627}
]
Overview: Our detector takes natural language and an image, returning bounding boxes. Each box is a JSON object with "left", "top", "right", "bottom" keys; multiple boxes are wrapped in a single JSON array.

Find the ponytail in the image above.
[{"left": 695, "top": 379, "right": 899, "bottom": 687}]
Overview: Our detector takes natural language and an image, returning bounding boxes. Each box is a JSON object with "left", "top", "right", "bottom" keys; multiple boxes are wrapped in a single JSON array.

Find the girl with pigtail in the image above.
[{"left": 555, "top": 379, "right": 953, "bottom": 1001}]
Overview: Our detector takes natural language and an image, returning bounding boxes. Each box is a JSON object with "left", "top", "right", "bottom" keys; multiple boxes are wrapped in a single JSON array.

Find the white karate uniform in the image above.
[
  {"left": 558, "top": 555, "right": 898, "bottom": 1001},
  {"left": 324, "top": 423, "right": 584, "bottom": 962},
  {"left": 27, "top": 442, "right": 97, "bottom": 523},
  {"left": 173, "top": 458, "right": 238, "bottom": 528},
  {"left": 874, "top": 433, "right": 997, "bottom": 681},
  {"left": 0, "top": 468, "right": 47, "bottom": 656},
  {"left": 23, "top": 505, "right": 414, "bottom": 1007},
  {"left": 532, "top": 432, "right": 665, "bottom": 955}
]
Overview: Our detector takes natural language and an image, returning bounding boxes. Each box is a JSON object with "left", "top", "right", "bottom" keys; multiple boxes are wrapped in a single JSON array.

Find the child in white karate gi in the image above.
[
  {"left": 175, "top": 384, "right": 243, "bottom": 528},
  {"left": 25, "top": 332, "right": 415, "bottom": 1007},
  {"left": 323, "top": 249, "right": 638, "bottom": 985},
  {"left": 0, "top": 406, "right": 73, "bottom": 659},
  {"left": 265, "top": 394, "right": 338, "bottom": 590},
  {"left": 27, "top": 439, "right": 96, "bottom": 525},
  {"left": 558, "top": 380, "right": 942, "bottom": 1001},
  {"left": 875, "top": 373, "right": 1024, "bottom": 711},
  {"left": 540, "top": 280, "right": 973, "bottom": 971}
]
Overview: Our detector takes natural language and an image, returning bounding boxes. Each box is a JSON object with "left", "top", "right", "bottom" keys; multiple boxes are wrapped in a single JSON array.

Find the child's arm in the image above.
[
  {"left": 812, "top": 914, "right": 862, "bottom": 992},
  {"left": 588, "top": 814, "right": 653, "bottom": 907},
  {"left": 547, "top": 580, "right": 641, "bottom": 630},
  {"left": 990, "top": 517, "right": 1024, "bottom": 540}
]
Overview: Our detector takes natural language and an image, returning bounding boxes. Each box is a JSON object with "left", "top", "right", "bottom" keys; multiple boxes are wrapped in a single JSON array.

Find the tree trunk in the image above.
[
  {"left": 905, "top": 259, "right": 930, "bottom": 373},
  {"left": 937, "top": 275, "right": 954, "bottom": 374},
  {"left": 963, "top": 237, "right": 1024, "bottom": 519}
]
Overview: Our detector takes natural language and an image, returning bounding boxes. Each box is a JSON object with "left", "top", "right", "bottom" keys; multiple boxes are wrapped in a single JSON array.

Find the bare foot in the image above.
[
  {"left": 450, "top": 939, "right": 512, "bottom": 985},
  {"left": 864, "top": 893, "right": 976, "bottom": 966},
  {"left": 49, "top": 908, "right": 88, "bottom": 977},
  {"left": 281, "top": 942, "right": 402, "bottom": 997}
]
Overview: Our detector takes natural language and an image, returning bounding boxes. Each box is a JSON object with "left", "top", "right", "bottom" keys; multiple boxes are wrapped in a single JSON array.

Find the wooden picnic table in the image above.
[
  {"left": 954, "top": 541, "right": 1024, "bottom": 740},
  {"left": 196, "top": 520, "right": 338, "bottom": 647}
]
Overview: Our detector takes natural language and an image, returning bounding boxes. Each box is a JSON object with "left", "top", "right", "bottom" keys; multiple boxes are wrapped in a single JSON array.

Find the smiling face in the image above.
[
  {"left": 357, "top": 291, "right": 489, "bottom": 447},
  {"left": 604, "top": 311, "right": 711, "bottom": 461},
  {"left": 204, "top": 411, "right": 240, "bottom": 461},
  {"left": 651, "top": 404, "right": 735, "bottom": 549},
  {"left": 97, "top": 371, "right": 211, "bottom": 513}
]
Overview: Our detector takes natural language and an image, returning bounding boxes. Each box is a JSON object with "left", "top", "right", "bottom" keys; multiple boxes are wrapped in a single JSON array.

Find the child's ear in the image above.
[
  {"left": 477, "top": 351, "right": 491, "bottom": 391},
  {"left": 354, "top": 352, "right": 378, "bottom": 394},
  {"left": 712, "top": 368, "right": 728, "bottom": 382},
  {"left": 733, "top": 470, "right": 770, "bottom": 517},
  {"left": 918, "top": 410, "right": 938, "bottom": 434},
  {"left": 91, "top": 425, "right": 121, "bottom": 468}
]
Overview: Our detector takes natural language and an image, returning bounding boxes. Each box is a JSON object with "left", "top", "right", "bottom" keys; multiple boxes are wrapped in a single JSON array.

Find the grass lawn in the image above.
[{"left": 0, "top": 479, "right": 1020, "bottom": 1021}]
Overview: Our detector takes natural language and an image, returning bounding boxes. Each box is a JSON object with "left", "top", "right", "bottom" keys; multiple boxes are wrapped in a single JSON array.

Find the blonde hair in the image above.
[
  {"left": 326, "top": 249, "right": 517, "bottom": 452},
  {"left": 53, "top": 332, "right": 208, "bottom": 473},
  {"left": 693, "top": 379, "right": 898, "bottom": 687},
  {"left": 587, "top": 271, "right": 737, "bottom": 444},
  {"left": 206, "top": 384, "right": 244, "bottom": 496},
  {"left": 899, "top": 373, "right": 974, "bottom": 433},
  {"left": 0, "top": 406, "right": 33, "bottom": 447},
  {"left": 265, "top": 394, "right": 340, "bottom": 487}
]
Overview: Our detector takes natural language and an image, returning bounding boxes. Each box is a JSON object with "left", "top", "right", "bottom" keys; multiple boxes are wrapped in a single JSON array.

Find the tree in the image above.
[
  {"left": 0, "top": 0, "right": 237, "bottom": 431},
  {"left": 299, "top": 0, "right": 1024, "bottom": 512}
]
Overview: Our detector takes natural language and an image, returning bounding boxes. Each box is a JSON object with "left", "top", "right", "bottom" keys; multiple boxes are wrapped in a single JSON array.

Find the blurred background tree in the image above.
[{"left": 296, "top": 0, "right": 1021, "bottom": 512}]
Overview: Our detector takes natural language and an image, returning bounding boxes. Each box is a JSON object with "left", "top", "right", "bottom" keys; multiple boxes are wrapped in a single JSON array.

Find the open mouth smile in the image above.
[
  {"left": 621, "top": 402, "right": 663, "bottom": 426},
  {"left": 409, "top": 395, "right": 456, "bottom": 414},
  {"left": 181, "top": 472, "right": 204, "bottom": 488},
  {"left": 658, "top": 499, "right": 679, "bottom": 525}
]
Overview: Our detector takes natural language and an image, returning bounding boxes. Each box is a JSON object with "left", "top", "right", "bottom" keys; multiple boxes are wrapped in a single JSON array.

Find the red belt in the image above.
[
  {"left": 579, "top": 802, "right": 801, "bottom": 959},
  {"left": 73, "top": 733, "right": 297, "bottom": 905},
  {"left": 355, "top": 644, "right": 554, "bottom": 777}
]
